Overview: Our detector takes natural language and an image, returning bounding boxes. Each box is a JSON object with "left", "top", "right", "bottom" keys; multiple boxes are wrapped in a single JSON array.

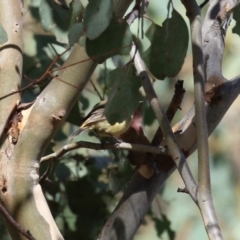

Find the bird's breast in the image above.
[{"left": 93, "top": 116, "right": 133, "bottom": 137}]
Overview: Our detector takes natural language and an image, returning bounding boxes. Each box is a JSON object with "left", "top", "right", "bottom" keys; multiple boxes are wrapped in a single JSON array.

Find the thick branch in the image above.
[
  {"left": 202, "top": 0, "right": 235, "bottom": 79},
  {"left": 0, "top": 0, "right": 23, "bottom": 144},
  {"left": 0, "top": 202, "right": 36, "bottom": 240},
  {"left": 0, "top": 1, "right": 134, "bottom": 240},
  {"left": 99, "top": 78, "right": 240, "bottom": 240},
  {"left": 99, "top": 2, "right": 240, "bottom": 239},
  {"left": 99, "top": 46, "right": 197, "bottom": 240},
  {"left": 182, "top": 0, "right": 222, "bottom": 239}
]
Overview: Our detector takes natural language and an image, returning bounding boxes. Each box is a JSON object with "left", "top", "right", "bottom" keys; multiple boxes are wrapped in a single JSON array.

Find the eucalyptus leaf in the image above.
[
  {"left": 39, "top": 0, "right": 68, "bottom": 43},
  {"left": 84, "top": 0, "right": 113, "bottom": 40},
  {"left": 66, "top": 100, "right": 83, "bottom": 126},
  {"left": 0, "top": 24, "right": 8, "bottom": 44},
  {"left": 104, "top": 65, "right": 142, "bottom": 124},
  {"left": 153, "top": 215, "right": 175, "bottom": 240},
  {"left": 86, "top": 19, "right": 132, "bottom": 63},
  {"left": 143, "top": 9, "right": 188, "bottom": 80},
  {"left": 55, "top": 163, "right": 71, "bottom": 181},
  {"left": 68, "top": 22, "right": 84, "bottom": 46},
  {"left": 233, "top": 4, "right": 240, "bottom": 36},
  {"left": 67, "top": 0, "right": 84, "bottom": 28}
]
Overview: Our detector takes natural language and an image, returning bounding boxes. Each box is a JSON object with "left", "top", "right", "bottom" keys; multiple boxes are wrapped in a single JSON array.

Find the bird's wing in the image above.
[
  {"left": 69, "top": 128, "right": 87, "bottom": 140},
  {"left": 80, "top": 100, "right": 106, "bottom": 121},
  {"left": 82, "top": 108, "right": 106, "bottom": 127},
  {"left": 69, "top": 100, "right": 108, "bottom": 140}
]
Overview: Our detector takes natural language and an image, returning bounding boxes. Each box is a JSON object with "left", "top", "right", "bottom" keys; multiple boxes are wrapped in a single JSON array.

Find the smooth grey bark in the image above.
[
  {"left": 0, "top": 1, "right": 133, "bottom": 239},
  {"left": 182, "top": 0, "right": 223, "bottom": 239}
]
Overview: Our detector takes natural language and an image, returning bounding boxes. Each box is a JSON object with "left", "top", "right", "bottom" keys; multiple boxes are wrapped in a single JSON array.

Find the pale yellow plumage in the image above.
[{"left": 70, "top": 100, "right": 133, "bottom": 140}]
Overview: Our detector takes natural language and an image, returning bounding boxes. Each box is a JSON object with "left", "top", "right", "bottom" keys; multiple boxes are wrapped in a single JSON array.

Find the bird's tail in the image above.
[{"left": 69, "top": 128, "right": 86, "bottom": 141}]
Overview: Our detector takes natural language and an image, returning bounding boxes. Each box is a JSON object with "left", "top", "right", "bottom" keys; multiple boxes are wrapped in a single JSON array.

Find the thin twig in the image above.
[
  {"left": 199, "top": 0, "right": 209, "bottom": 8},
  {"left": 49, "top": 73, "right": 83, "bottom": 91},
  {"left": 148, "top": 79, "right": 185, "bottom": 165},
  {"left": 177, "top": 187, "right": 189, "bottom": 194},
  {"left": 51, "top": 44, "right": 134, "bottom": 74},
  {"left": 40, "top": 141, "right": 168, "bottom": 163},
  {"left": 39, "top": 160, "right": 54, "bottom": 183},
  {"left": 125, "top": 0, "right": 149, "bottom": 25},
  {"left": 125, "top": 0, "right": 197, "bottom": 200},
  {"left": 165, "top": 80, "right": 185, "bottom": 121},
  {"left": 102, "top": 61, "right": 107, "bottom": 99},
  {"left": 130, "top": 43, "right": 198, "bottom": 202},
  {"left": 0, "top": 46, "right": 71, "bottom": 101},
  {"left": 152, "top": 79, "right": 185, "bottom": 146},
  {"left": 90, "top": 79, "right": 104, "bottom": 101},
  {"left": 49, "top": 43, "right": 59, "bottom": 57},
  {"left": 0, "top": 202, "right": 36, "bottom": 240}
]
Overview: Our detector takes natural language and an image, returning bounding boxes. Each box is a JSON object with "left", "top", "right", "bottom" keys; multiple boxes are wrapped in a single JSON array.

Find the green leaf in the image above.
[
  {"left": 68, "top": 22, "right": 84, "bottom": 46},
  {"left": 233, "top": 4, "right": 240, "bottom": 36},
  {"left": 86, "top": 19, "right": 132, "bottom": 63},
  {"left": 66, "top": 0, "right": 84, "bottom": 28},
  {"left": 153, "top": 215, "right": 175, "bottom": 240},
  {"left": 66, "top": 178, "right": 108, "bottom": 239},
  {"left": 0, "top": 24, "right": 8, "bottom": 44},
  {"left": 144, "top": 102, "right": 155, "bottom": 125},
  {"left": 143, "top": 9, "right": 188, "bottom": 80},
  {"left": 55, "top": 163, "right": 71, "bottom": 181},
  {"left": 66, "top": 99, "right": 85, "bottom": 126},
  {"left": 39, "top": 0, "right": 68, "bottom": 44},
  {"left": 104, "top": 65, "right": 142, "bottom": 124},
  {"left": 66, "top": 178, "right": 107, "bottom": 215},
  {"left": 84, "top": 0, "right": 113, "bottom": 40},
  {"left": 54, "top": 128, "right": 68, "bottom": 141}
]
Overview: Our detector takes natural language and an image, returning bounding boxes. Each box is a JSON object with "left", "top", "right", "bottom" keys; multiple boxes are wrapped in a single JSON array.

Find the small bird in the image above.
[{"left": 70, "top": 100, "right": 133, "bottom": 140}]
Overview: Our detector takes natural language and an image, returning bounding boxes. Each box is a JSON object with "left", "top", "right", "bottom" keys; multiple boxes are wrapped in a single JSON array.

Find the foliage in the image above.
[
  {"left": 1, "top": 0, "right": 240, "bottom": 239},
  {"left": 143, "top": 8, "right": 188, "bottom": 80},
  {"left": 232, "top": 3, "right": 240, "bottom": 36},
  {"left": 104, "top": 65, "right": 142, "bottom": 124}
]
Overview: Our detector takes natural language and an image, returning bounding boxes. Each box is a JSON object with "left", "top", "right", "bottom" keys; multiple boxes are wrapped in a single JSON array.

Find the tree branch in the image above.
[
  {"left": 202, "top": 0, "right": 234, "bottom": 79},
  {"left": 99, "top": 77, "right": 240, "bottom": 239},
  {"left": 99, "top": 34, "right": 197, "bottom": 240},
  {"left": 230, "top": 73, "right": 240, "bottom": 85},
  {"left": 149, "top": 80, "right": 185, "bottom": 164},
  {"left": 40, "top": 141, "right": 168, "bottom": 163},
  {"left": 0, "top": 202, "right": 36, "bottom": 240},
  {"left": 0, "top": 1, "right": 134, "bottom": 239},
  {"left": 99, "top": 1, "right": 240, "bottom": 239},
  {"left": 132, "top": 44, "right": 198, "bottom": 200},
  {"left": 182, "top": 0, "right": 222, "bottom": 239},
  {"left": 0, "top": 0, "right": 23, "bottom": 145}
]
